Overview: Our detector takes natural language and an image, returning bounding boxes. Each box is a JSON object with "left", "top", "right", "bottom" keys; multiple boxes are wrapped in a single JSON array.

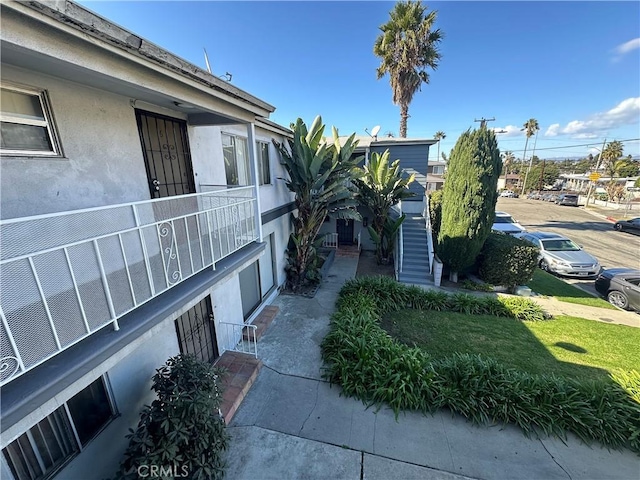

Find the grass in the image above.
[
  {"left": 381, "top": 309, "right": 640, "bottom": 383},
  {"left": 526, "top": 269, "right": 617, "bottom": 310}
]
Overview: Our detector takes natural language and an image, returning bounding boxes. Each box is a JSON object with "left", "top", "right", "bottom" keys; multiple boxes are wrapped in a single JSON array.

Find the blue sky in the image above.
[{"left": 78, "top": 1, "right": 640, "bottom": 161}]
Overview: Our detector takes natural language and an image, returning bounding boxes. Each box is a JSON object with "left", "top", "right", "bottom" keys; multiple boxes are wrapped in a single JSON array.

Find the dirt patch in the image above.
[{"left": 356, "top": 250, "right": 395, "bottom": 278}]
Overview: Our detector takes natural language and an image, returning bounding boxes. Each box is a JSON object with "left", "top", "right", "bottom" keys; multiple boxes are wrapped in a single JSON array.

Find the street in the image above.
[{"left": 496, "top": 197, "right": 640, "bottom": 294}]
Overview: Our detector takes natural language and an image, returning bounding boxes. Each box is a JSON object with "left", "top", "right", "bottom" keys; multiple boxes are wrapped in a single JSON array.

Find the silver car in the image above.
[{"left": 518, "top": 231, "right": 601, "bottom": 277}]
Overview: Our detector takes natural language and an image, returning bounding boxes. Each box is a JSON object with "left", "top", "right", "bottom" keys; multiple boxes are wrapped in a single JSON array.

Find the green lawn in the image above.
[
  {"left": 526, "top": 269, "right": 617, "bottom": 310},
  {"left": 381, "top": 309, "right": 640, "bottom": 382}
]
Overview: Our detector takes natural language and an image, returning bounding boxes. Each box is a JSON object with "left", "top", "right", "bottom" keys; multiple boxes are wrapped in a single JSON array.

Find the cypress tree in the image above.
[{"left": 437, "top": 126, "right": 502, "bottom": 279}]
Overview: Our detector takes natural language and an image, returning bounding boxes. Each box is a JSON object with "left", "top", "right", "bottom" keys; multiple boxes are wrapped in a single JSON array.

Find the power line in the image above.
[{"left": 504, "top": 138, "right": 640, "bottom": 154}]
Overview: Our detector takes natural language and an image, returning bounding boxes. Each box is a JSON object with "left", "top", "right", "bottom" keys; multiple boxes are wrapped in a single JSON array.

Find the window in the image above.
[
  {"left": 3, "top": 377, "right": 115, "bottom": 480},
  {"left": 1, "top": 84, "right": 62, "bottom": 156},
  {"left": 222, "top": 133, "right": 250, "bottom": 185},
  {"left": 257, "top": 141, "right": 271, "bottom": 185}
]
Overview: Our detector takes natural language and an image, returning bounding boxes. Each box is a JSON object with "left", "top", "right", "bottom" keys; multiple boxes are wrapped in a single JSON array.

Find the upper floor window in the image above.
[
  {"left": 2, "top": 377, "right": 115, "bottom": 480},
  {"left": 430, "top": 166, "right": 444, "bottom": 175},
  {"left": 222, "top": 133, "right": 250, "bottom": 186},
  {"left": 257, "top": 141, "right": 271, "bottom": 185},
  {"left": 0, "top": 84, "right": 62, "bottom": 157}
]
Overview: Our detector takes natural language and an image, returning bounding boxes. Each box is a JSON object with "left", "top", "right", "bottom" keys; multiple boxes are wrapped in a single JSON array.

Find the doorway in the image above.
[
  {"left": 336, "top": 219, "right": 354, "bottom": 245},
  {"left": 174, "top": 296, "right": 219, "bottom": 364},
  {"left": 135, "top": 110, "right": 196, "bottom": 198}
]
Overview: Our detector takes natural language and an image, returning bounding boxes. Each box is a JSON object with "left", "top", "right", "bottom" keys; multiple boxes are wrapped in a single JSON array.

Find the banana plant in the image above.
[
  {"left": 367, "top": 214, "right": 406, "bottom": 264},
  {"left": 274, "top": 116, "right": 361, "bottom": 292},
  {"left": 353, "top": 149, "right": 415, "bottom": 264}
]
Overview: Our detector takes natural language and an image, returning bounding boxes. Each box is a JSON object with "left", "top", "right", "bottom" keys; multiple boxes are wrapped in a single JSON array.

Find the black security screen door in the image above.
[
  {"left": 336, "top": 219, "right": 354, "bottom": 245},
  {"left": 136, "top": 110, "right": 196, "bottom": 198},
  {"left": 175, "top": 296, "right": 219, "bottom": 364}
]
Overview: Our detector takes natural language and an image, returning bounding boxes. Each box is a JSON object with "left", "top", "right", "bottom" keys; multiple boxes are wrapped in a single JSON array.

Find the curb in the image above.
[{"left": 580, "top": 207, "right": 617, "bottom": 223}]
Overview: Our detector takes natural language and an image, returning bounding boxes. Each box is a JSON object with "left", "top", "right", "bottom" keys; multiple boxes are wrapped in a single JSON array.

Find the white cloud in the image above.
[
  {"left": 614, "top": 38, "right": 640, "bottom": 56},
  {"left": 493, "top": 124, "right": 523, "bottom": 137},
  {"left": 545, "top": 124, "right": 560, "bottom": 137},
  {"left": 546, "top": 97, "right": 640, "bottom": 138}
]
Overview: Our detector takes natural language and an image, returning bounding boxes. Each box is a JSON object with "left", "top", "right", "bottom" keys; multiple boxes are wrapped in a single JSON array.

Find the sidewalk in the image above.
[
  {"left": 524, "top": 295, "right": 639, "bottom": 328},
  {"left": 223, "top": 257, "right": 639, "bottom": 480},
  {"left": 580, "top": 203, "right": 637, "bottom": 223}
]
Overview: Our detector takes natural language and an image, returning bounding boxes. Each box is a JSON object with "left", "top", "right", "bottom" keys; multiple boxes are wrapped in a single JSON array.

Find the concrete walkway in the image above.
[
  {"left": 224, "top": 257, "right": 639, "bottom": 480},
  {"left": 524, "top": 295, "right": 639, "bottom": 328}
]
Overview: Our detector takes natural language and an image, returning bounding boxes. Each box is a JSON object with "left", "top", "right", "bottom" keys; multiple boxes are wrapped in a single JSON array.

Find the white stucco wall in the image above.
[
  {"left": 59, "top": 316, "right": 181, "bottom": 479},
  {"left": 1, "top": 65, "right": 153, "bottom": 219}
]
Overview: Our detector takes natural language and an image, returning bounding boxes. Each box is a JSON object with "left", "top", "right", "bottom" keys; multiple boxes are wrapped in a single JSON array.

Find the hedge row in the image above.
[
  {"left": 321, "top": 276, "right": 640, "bottom": 453},
  {"left": 477, "top": 232, "right": 539, "bottom": 290}
]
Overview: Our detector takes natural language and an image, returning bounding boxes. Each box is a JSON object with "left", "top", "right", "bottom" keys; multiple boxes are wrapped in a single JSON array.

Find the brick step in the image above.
[
  {"left": 243, "top": 305, "right": 278, "bottom": 342},
  {"left": 215, "top": 351, "right": 262, "bottom": 425}
]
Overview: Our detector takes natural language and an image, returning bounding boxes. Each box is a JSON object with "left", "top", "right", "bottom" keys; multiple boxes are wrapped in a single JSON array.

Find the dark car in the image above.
[
  {"left": 613, "top": 217, "right": 640, "bottom": 235},
  {"left": 594, "top": 268, "right": 640, "bottom": 312},
  {"left": 555, "top": 194, "right": 579, "bottom": 206}
]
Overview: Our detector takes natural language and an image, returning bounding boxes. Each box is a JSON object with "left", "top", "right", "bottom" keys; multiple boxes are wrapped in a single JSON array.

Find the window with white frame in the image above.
[
  {"left": 257, "top": 141, "right": 271, "bottom": 185},
  {"left": 0, "top": 84, "right": 62, "bottom": 156},
  {"left": 2, "top": 377, "right": 115, "bottom": 480},
  {"left": 222, "top": 133, "right": 251, "bottom": 186}
]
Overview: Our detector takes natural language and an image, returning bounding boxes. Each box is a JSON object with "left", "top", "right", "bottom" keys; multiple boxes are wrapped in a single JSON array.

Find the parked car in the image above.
[
  {"left": 500, "top": 190, "right": 516, "bottom": 198},
  {"left": 613, "top": 217, "right": 640, "bottom": 235},
  {"left": 527, "top": 191, "right": 542, "bottom": 200},
  {"left": 594, "top": 268, "right": 640, "bottom": 311},
  {"left": 517, "top": 231, "right": 601, "bottom": 277},
  {"left": 555, "top": 194, "right": 579, "bottom": 206},
  {"left": 492, "top": 211, "right": 526, "bottom": 235}
]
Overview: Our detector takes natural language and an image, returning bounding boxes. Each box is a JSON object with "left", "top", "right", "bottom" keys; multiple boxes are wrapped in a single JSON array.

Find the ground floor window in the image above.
[
  {"left": 2, "top": 377, "right": 115, "bottom": 480},
  {"left": 239, "top": 261, "right": 261, "bottom": 319}
]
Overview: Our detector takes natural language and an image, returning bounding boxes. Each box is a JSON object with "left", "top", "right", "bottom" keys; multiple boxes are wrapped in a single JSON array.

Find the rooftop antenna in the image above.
[
  {"left": 203, "top": 48, "right": 212, "bottom": 74},
  {"left": 365, "top": 125, "right": 381, "bottom": 140}
]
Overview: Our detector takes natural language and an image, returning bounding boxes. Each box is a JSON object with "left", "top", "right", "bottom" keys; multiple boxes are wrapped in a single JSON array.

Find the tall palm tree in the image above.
[
  {"left": 374, "top": 1, "right": 443, "bottom": 138},
  {"left": 501, "top": 151, "right": 515, "bottom": 177},
  {"left": 434, "top": 130, "right": 446, "bottom": 163},
  {"left": 521, "top": 118, "right": 540, "bottom": 192}
]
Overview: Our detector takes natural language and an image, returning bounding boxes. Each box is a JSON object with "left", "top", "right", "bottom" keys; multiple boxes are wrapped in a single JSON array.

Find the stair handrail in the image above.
[{"left": 423, "top": 199, "right": 435, "bottom": 274}]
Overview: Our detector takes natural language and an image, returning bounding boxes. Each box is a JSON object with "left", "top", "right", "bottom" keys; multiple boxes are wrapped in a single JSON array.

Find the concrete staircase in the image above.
[{"left": 397, "top": 215, "right": 434, "bottom": 287}]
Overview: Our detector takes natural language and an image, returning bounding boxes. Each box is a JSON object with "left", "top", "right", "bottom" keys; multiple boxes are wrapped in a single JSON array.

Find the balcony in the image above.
[{"left": 0, "top": 186, "right": 258, "bottom": 386}]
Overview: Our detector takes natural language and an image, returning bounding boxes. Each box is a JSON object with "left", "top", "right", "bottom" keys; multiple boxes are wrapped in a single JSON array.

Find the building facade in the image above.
[{"left": 0, "top": 2, "right": 294, "bottom": 478}]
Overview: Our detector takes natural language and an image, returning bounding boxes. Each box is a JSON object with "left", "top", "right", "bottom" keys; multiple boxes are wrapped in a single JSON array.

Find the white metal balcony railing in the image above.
[{"left": 0, "top": 186, "right": 258, "bottom": 386}]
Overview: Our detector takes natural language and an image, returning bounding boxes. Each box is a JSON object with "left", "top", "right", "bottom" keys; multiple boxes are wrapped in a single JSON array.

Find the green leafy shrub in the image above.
[
  {"left": 477, "top": 232, "right": 539, "bottom": 291},
  {"left": 428, "top": 190, "right": 443, "bottom": 249},
  {"left": 321, "top": 277, "right": 640, "bottom": 453},
  {"left": 114, "top": 355, "right": 228, "bottom": 480},
  {"left": 460, "top": 279, "right": 494, "bottom": 292}
]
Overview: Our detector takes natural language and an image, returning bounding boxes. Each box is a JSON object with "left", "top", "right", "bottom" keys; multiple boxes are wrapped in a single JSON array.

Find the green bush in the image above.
[
  {"left": 114, "top": 355, "right": 229, "bottom": 480},
  {"left": 438, "top": 127, "right": 502, "bottom": 274},
  {"left": 460, "top": 279, "right": 494, "bottom": 292},
  {"left": 477, "top": 232, "right": 539, "bottom": 291},
  {"left": 428, "top": 190, "right": 443, "bottom": 250},
  {"left": 321, "top": 277, "right": 640, "bottom": 453}
]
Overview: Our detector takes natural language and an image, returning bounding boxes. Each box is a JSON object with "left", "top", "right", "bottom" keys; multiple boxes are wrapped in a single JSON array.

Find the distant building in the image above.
[{"left": 324, "top": 135, "right": 437, "bottom": 250}]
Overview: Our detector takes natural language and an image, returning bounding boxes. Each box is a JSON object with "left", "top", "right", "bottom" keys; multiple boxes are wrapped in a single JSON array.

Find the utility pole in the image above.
[
  {"left": 474, "top": 117, "right": 495, "bottom": 128},
  {"left": 585, "top": 138, "right": 607, "bottom": 207}
]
